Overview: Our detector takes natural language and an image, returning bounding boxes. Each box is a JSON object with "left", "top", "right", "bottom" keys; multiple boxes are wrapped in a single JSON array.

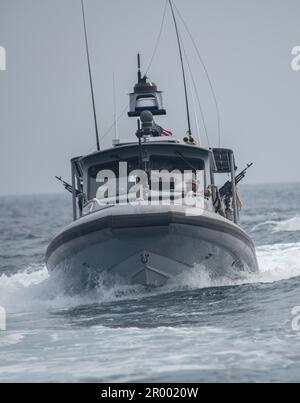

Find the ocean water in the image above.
[{"left": 0, "top": 183, "right": 300, "bottom": 383}]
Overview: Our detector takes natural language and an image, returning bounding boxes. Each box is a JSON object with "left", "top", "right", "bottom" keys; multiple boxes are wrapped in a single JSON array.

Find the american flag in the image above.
[{"left": 153, "top": 122, "right": 173, "bottom": 137}]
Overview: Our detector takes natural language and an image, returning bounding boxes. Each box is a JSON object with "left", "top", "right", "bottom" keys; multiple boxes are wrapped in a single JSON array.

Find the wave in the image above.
[
  {"left": 252, "top": 215, "right": 300, "bottom": 233},
  {"left": 0, "top": 264, "right": 144, "bottom": 313},
  {"left": 174, "top": 241, "right": 300, "bottom": 289},
  {"left": 1, "top": 241, "right": 300, "bottom": 312}
]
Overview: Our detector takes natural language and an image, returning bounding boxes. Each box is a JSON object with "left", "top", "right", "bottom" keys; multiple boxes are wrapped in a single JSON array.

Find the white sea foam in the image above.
[
  {"left": 0, "top": 265, "right": 143, "bottom": 312},
  {"left": 274, "top": 216, "right": 300, "bottom": 232},
  {"left": 0, "top": 333, "right": 24, "bottom": 347},
  {"left": 0, "top": 241, "right": 300, "bottom": 311},
  {"left": 171, "top": 242, "right": 300, "bottom": 289},
  {"left": 252, "top": 215, "right": 300, "bottom": 233}
]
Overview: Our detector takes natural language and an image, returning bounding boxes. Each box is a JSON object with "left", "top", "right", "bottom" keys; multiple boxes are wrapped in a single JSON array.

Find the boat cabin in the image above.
[
  {"left": 70, "top": 140, "right": 239, "bottom": 223},
  {"left": 67, "top": 58, "right": 240, "bottom": 225}
]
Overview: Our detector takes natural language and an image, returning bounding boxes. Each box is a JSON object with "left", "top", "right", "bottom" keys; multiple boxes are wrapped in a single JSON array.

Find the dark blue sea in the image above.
[{"left": 1, "top": 183, "right": 300, "bottom": 382}]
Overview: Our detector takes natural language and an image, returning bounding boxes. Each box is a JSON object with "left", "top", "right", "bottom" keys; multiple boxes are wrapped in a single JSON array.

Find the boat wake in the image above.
[
  {"left": 1, "top": 241, "right": 300, "bottom": 313},
  {"left": 172, "top": 241, "right": 300, "bottom": 289},
  {"left": 252, "top": 215, "right": 300, "bottom": 233}
]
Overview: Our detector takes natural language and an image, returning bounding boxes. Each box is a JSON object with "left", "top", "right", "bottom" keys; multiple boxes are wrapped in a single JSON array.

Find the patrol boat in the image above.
[
  {"left": 46, "top": 2, "right": 258, "bottom": 291},
  {"left": 46, "top": 64, "right": 258, "bottom": 290}
]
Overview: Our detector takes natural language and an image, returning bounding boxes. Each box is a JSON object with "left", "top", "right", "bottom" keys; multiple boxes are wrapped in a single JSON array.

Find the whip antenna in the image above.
[
  {"left": 81, "top": 0, "right": 100, "bottom": 151},
  {"left": 168, "top": 0, "right": 192, "bottom": 140},
  {"left": 113, "top": 72, "right": 119, "bottom": 140}
]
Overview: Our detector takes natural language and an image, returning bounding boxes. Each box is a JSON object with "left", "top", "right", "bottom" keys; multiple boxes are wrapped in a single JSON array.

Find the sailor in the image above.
[{"left": 213, "top": 194, "right": 226, "bottom": 218}]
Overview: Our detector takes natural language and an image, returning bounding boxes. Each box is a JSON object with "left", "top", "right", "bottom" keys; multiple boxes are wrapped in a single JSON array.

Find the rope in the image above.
[
  {"left": 82, "top": 103, "right": 129, "bottom": 156},
  {"left": 172, "top": 1, "right": 221, "bottom": 147},
  {"left": 181, "top": 38, "right": 210, "bottom": 147},
  {"left": 100, "top": 103, "right": 129, "bottom": 141},
  {"left": 168, "top": 0, "right": 192, "bottom": 138},
  {"left": 145, "top": 0, "right": 168, "bottom": 75},
  {"left": 83, "top": 0, "right": 169, "bottom": 155},
  {"left": 81, "top": 0, "right": 101, "bottom": 151}
]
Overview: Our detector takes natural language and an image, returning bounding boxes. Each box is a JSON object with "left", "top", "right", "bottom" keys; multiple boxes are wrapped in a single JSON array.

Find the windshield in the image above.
[
  {"left": 150, "top": 155, "right": 204, "bottom": 172},
  {"left": 88, "top": 157, "right": 139, "bottom": 199},
  {"left": 87, "top": 154, "right": 206, "bottom": 202}
]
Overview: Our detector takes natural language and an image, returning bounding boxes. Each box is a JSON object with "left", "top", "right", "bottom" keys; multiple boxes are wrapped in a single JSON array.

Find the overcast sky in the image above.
[{"left": 0, "top": 0, "right": 299, "bottom": 195}]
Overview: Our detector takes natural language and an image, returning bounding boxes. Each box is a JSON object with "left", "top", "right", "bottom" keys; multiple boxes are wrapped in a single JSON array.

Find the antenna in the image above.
[
  {"left": 168, "top": 0, "right": 192, "bottom": 140},
  {"left": 81, "top": 0, "right": 100, "bottom": 151},
  {"left": 137, "top": 52, "right": 142, "bottom": 81},
  {"left": 188, "top": 68, "right": 201, "bottom": 145},
  {"left": 113, "top": 72, "right": 118, "bottom": 140}
]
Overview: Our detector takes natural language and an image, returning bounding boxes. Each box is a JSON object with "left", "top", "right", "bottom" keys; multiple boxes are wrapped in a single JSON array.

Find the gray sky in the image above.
[{"left": 0, "top": 0, "right": 299, "bottom": 195}]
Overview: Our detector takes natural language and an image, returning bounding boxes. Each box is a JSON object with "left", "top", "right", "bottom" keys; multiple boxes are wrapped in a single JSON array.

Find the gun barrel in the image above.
[
  {"left": 219, "top": 163, "right": 253, "bottom": 199},
  {"left": 235, "top": 163, "right": 253, "bottom": 183},
  {"left": 55, "top": 176, "right": 76, "bottom": 195},
  {"left": 235, "top": 173, "right": 246, "bottom": 184}
]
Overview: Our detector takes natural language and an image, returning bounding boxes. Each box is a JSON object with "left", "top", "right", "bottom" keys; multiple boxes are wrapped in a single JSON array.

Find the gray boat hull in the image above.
[{"left": 46, "top": 206, "right": 258, "bottom": 291}]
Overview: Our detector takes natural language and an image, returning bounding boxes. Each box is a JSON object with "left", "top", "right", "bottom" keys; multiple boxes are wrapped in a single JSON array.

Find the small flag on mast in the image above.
[{"left": 153, "top": 122, "right": 173, "bottom": 137}]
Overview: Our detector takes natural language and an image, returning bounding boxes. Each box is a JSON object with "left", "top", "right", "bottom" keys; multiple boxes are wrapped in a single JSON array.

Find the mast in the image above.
[
  {"left": 113, "top": 72, "right": 118, "bottom": 140},
  {"left": 81, "top": 0, "right": 101, "bottom": 151},
  {"left": 168, "top": 0, "right": 192, "bottom": 140},
  {"left": 137, "top": 52, "right": 142, "bottom": 82}
]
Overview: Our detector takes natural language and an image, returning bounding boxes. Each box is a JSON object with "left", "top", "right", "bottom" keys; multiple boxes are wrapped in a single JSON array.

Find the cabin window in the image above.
[
  {"left": 87, "top": 154, "right": 206, "bottom": 203},
  {"left": 88, "top": 158, "right": 139, "bottom": 199},
  {"left": 150, "top": 155, "right": 204, "bottom": 173},
  {"left": 149, "top": 155, "right": 206, "bottom": 198}
]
